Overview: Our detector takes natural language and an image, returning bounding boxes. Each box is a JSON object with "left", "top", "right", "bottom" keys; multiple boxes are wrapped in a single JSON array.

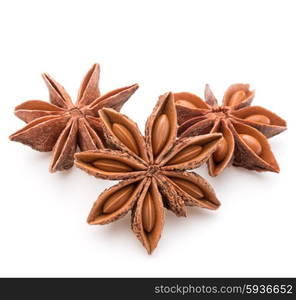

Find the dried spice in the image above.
[
  {"left": 10, "top": 64, "right": 138, "bottom": 172},
  {"left": 175, "top": 84, "right": 287, "bottom": 176},
  {"left": 75, "top": 92, "right": 222, "bottom": 254}
]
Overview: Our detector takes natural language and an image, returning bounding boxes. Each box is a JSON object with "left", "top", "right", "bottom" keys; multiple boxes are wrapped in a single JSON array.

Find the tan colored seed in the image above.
[
  {"left": 167, "top": 144, "right": 202, "bottom": 165},
  {"left": 172, "top": 178, "right": 204, "bottom": 199},
  {"left": 245, "top": 114, "right": 271, "bottom": 125},
  {"left": 175, "top": 99, "right": 198, "bottom": 109},
  {"left": 142, "top": 192, "right": 155, "bottom": 233},
  {"left": 112, "top": 123, "right": 139, "bottom": 155},
  {"left": 228, "top": 90, "right": 246, "bottom": 106},
  {"left": 152, "top": 114, "right": 170, "bottom": 156},
  {"left": 239, "top": 134, "right": 262, "bottom": 155},
  {"left": 93, "top": 159, "right": 132, "bottom": 172},
  {"left": 213, "top": 136, "right": 228, "bottom": 163},
  {"left": 103, "top": 185, "right": 134, "bottom": 214}
]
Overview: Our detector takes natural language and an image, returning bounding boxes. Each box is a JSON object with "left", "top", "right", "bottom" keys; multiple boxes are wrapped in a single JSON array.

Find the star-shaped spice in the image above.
[
  {"left": 175, "top": 84, "right": 287, "bottom": 176},
  {"left": 9, "top": 64, "right": 138, "bottom": 172},
  {"left": 75, "top": 92, "right": 222, "bottom": 253}
]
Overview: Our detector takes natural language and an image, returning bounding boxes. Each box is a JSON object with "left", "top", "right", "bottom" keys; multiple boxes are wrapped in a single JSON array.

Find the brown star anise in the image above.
[
  {"left": 9, "top": 64, "right": 138, "bottom": 172},
  {"left": 175, "top": 84, "right": 287, "bottom": 176},
  {"left": 74, "top": 92, "right": 222, "bottom": 253}
]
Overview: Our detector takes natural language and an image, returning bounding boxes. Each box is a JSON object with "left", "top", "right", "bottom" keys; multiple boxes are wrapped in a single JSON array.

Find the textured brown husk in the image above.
[
  {"left": 174, "top": 84, "right": 287, "bottom": 176},
  {"left": 230, "top": 121, "right": 280, "bottom": 172},
  {"left": 10, "top": 63, "right": 138, "bottom": 172},
  {"left": 75, "top": 92, "right": 222, "bottom": 254},
  {"left": 162, "top": 170, "right": 220, "bottom": 210}
]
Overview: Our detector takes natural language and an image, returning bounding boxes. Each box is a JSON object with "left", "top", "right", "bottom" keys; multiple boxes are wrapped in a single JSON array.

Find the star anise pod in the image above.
[
  {"left": 74, "top": 92, "right": 222, "bottom": 253},
  {"left": 175, "top": 84, "right": 287, "bottom": 176},
  {"left": 9, "top": 64, "right": 138, "bottom": 172}
]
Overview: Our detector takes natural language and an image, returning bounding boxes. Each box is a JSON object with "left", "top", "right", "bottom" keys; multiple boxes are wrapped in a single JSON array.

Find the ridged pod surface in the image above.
[
  {"left": 75, "top": 92, "right": 222, "bottom": 254},
  {"left": 10, "top": 63, "right": 139, "bottom": 172},
  {"left": 175, "top": 83, "right": 286, "bottom": 176}
]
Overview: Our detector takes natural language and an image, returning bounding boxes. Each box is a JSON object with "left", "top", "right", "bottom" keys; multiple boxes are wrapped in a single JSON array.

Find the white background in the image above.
[{"left": 0, "top": 0, "right": 295, "bottom": 277}]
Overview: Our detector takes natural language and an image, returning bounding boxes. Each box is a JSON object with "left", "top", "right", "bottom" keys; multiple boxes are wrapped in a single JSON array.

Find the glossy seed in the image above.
[
  {"left": 245, "top": 114, "right": 271, "bottom": 125},
  {"left": 172, "top": 177, "right": 204, "bottom": 199},
  {"left": 112, "top": 123, "right": 139, "bottom": 155},
  {"left": 103, "top": 185, "right": 134, "bottom": 214},
  {"left": 239, "top": 134, "right": 262, "bottom": 155},
  {"left": 142, "top": 192, "right": 155, "bottom": 233},
  {"left": 93, "top": 159, "right": 132, "bottom": 172},
  {"left": 152, "top": 114, "right": 170, "bottom": 156},
  {"left": 167, "top": 144, "right": 202, "bottom": 165},
  {"left": 228, "top": 90, "right": 246, "bottom": 106},
  {"left": 213, "top": 136, "right": 228, "bottom": 163},
  {"left": 175, "top": 99, "right": 198, "bottom": 109}
]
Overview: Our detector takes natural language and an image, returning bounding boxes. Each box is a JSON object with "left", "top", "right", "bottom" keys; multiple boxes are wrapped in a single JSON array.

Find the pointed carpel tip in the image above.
[
  {"left": 49, "top": 166, "right": 56, "bottom": 173},
  {"left": 273, "top": 167, "right": 280, "bottom": 173},
  {"left": 161, "top": 91, "right": 171, "bottom": 97},
  {"left": 41, "top": 73, "right": 52, "bottom": 83},
  {"left": 167, "top": 93, "right": 177, "bottom": 116},
  {"left": 125, "top": 83, "right": 139, "bottom": 94},
  {"left": 205, "top": 84, "right": 212, "bottom": 93},
  {"left": 214, "top": 200, "right": 222, "bottom": 209},
  {"left": 209, "top": 169, "right": 220, "bottom": 177},
  {"left": 132, "top": 83, "right": 139, "bottom": 92},
  {"left": 123, "top": 83, "right": 139, "bottom": 92},
  {"left": 205, "top": 200, "right": 221, "bottom": 210},
  {"left": 87, "top": 217, "right": 95, "bottom": 225},
  {"left": 92, "top": 63, "right": 100, "bottom": 73},
  {"left": 146, "top": 246, "right": 152, "bottom": 255},
  {"left": 88, "top": 217, "right": 102, "bottom": 225},
  {"left": 164, "top": 91, "right": 174, "bottom": 104}
]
